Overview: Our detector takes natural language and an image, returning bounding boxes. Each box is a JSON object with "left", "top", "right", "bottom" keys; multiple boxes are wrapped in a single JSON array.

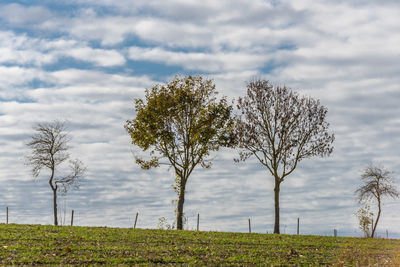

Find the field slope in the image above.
[{"left": 0, "top": 224, "right": 399, "bottom": 265}]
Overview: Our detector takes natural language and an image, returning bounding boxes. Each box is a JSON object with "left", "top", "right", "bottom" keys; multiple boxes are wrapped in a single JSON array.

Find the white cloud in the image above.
[
  {"left": 0, "top": 3, "right": 52, "bottom": 25},
  {"left": 128, "top": 46, "right": 269, "bottom": 72},
  {"left": 46, "top": 68, "right": 153, "bottom": 88},
  {"left": 0, "top": 31, "right": 56, "bottom": 66},
  {"left": 66, "top": 16, "right": 138, "bottom": 46},
  {"left": 0, "top": 66, "right": 46, "bottom": 88},
  {"left": 64, "top": 47, "right": 126, "bottom": 67},
  {"left": 0, "top": 31, "right": 126, "bottom": 67}
]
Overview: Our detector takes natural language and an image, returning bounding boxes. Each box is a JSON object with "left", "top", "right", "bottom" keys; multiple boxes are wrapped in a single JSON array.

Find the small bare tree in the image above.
[
  {"left": 355, "top": 205, "right": 374, "bottom": 237},
  {"left": 26, "top": 121, "right": 86, "bottom": 226},
  {"left": 356, "top": 164, "right": 399, "bottom": 238},
  {"left": 236, "top": 80, "right": 334, "bottom": 234}
]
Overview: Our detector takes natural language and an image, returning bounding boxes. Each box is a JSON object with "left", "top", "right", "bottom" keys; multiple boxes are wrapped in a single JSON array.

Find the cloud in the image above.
[
  {"left": 0, "top": 66, "right": 47, "bottom": 89},
  {"left": 65, "top": 16, "right": 138, "bottom": 46},
  {"left": 128, "top": 46, "right": 269, "bottom": 73},
  {"left": 42, "top": 0, "right": 307, "bottom": 50},
  {"left": 65, "top": 47, "right": 126, "bottom": 67},
  {"left": 0, "top": 3, "right": 52, "bottom": 25},
  {"left": 0, "top": 31, "right": 126, "bottom": 68},
  {"left": 0, "top": 32, "right": 56, "bottom": 66}
]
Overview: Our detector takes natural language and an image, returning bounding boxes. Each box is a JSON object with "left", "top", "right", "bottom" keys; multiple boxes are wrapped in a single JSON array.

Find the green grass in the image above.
[{"left": 0, "top": 224, "right": 399, "bottom": 266}]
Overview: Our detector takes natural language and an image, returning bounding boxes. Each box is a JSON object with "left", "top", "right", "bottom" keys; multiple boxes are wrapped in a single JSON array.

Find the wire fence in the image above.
[{"left": 1, "top": 206, "right": 396, "bottom": 239}]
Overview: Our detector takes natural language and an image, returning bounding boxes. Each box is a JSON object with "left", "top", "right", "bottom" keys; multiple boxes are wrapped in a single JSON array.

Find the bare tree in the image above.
[
  {"left": 356, "top": 164, "right": 399, "bottom": 238},
  {"left": 236, "top": 80, "right": 334, "bottom": 234},
  {"left": 26, "top": 121, "right": 86, "bottom": 226},
  {"left": 355, "top": 205, "right": 374, "bottom": 237}
]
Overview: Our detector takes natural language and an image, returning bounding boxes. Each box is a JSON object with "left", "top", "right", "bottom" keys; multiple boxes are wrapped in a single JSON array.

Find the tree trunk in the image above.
[
  {"left": 53, "top": 188, "right": 58, "bottom": 226},
  {"left": 176, "top": 182, "right": 186, "bottom": 230},
  {"left": 273, "top": 180, "right": 280, "bottom": 234},
  {"left": 372, "top": 199, "right": 381, "bottom": 238},
  {"left": 49, "top": 167, "right": 58, "bottom": 226}
]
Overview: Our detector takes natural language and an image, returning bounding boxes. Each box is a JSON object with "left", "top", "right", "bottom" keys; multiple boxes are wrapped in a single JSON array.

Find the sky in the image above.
[{"left": 0, "top": 0, "right": 399, "bottom": 237}]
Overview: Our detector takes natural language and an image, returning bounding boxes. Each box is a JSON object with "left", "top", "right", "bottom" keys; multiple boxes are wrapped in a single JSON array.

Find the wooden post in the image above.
[
  {"left": 71, "top": 210, "right": 74, "bottom": 226},
  {"left": 297, "top": 218, "right": 299, "bottom": 235},
  {"left": 134, "top": 212, "right": 138, "bottom": 229},
  {"left": 334, "top": 229, "right": 337, "bottom": 237},
  {"left": 6, "top": 207, "right": 8, "bottom": 224},
  {"left": 248, "top": 218, "right": 251, "bottom": 233},
  {"left": 197, "top": 214, "right": 199, "bottom": 231},
  {"left": 386, "top": 229, "right": 388, "bottom": 239}
]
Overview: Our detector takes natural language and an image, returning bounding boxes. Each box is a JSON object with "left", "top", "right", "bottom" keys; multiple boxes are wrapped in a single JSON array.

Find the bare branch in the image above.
[
  {"left": 57, "top": 159, "right": 86, "bottom": 194},
  {"left": 235, "top": 80, "right": 334, "bottom": 179},
  {"left": 26, "top": 121, "right": 69, "bottom": 178},
  {"left": 356, "top": 164, "right": 399, "bottom": 203}
]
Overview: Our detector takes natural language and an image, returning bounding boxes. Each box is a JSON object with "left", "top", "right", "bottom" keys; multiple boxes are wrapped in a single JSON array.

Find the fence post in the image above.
[
  {"left": 71, "top": 210, "right": 74, "bottom": 226},
  {"left": 297, "top": 218, "right": 299, "bottom": 235},
  {"left": 134, "top": 212, "right": 138, "bottom": 229},
  {"left": 197, "top": 214, "right": 199, "bottom": 231},
  {"left": 6, "top": 207, "right": 8, "bottom": 224},
  {"left": 334, "top": 229, "right": 337, "bottom": 237},
  {"left": 386, "top": 229, "right": 388, "bottom": 239},
  {"left": 248, "top": 218, "right": 251, "bottom": 233}
]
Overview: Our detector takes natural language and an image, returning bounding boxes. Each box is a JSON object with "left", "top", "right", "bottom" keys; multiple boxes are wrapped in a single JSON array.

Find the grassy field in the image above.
[{"left": 0, "top": 224, "right": 399, "bottom": 266}]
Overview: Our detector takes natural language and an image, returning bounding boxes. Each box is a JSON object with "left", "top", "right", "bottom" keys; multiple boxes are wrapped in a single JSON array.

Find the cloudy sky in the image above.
[{"left": 0, "top": 0, "right": 399, "bottom": 237}]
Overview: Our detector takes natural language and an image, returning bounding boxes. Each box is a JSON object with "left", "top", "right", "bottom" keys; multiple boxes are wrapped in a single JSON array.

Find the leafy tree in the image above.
[
  {"left": 355, "top": 205, "right": 374, "bottom": 237},
  {"left": 235, "top": 80, "right": 334, "bottom": 234},
  {"left": 356, "top": 164, "right": 399, "bottom": 238},
  {"left": 125, "top": 75, "right": 234, "bottom": 230},
  {"left": 26, "top": 121, "right": 86, "bottom": 226}
]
